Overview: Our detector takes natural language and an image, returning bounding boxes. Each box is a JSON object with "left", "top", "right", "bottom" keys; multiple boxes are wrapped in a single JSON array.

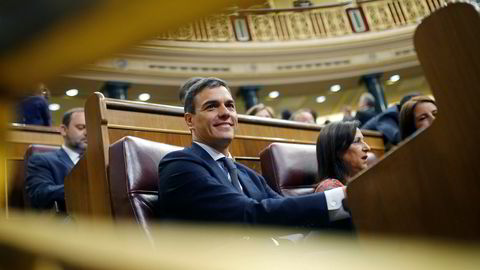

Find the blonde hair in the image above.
[{"left": 245, "top": 103, "right": 275, "bottom": 118}]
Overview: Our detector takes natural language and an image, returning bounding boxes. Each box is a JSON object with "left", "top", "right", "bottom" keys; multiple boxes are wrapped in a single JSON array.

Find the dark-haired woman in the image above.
[
  {"left": 315, "top": 121, "right": 371, "bottom": 193},
  {"left": 399, "top": 96, "right": 437, "bottom": 140}
]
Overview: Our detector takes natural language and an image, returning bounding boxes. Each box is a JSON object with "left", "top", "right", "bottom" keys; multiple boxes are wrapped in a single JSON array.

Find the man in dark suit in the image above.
[
  {"left": 354, "top": 93, "right": 378, "bottom": 126},
  {"left": 16, "top": 83, "right": 52, "bottom": 126},
  {"left": 158, "top": 78, "right": 350, "bottom": 227},
  {"left": 25, "top": 108, "right": 87, "bottom": 211}
]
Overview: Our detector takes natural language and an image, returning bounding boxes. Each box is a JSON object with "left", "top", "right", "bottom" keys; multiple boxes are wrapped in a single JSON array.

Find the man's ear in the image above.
[
  {"left": 184, "top": 113, "right": 194, "bottom": 132},
  {"left": 59, "top": 124, "right": 68, "bottom": 136}
]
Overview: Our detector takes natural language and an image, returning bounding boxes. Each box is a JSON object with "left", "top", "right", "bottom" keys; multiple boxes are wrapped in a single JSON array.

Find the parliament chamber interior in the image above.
[{"left": 1, "top": 0, "right": 480, "bottom": 269}]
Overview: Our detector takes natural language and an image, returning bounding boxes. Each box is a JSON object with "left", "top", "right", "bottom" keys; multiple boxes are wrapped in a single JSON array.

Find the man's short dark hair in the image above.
[
  {"left": 62, "top": 108, "right": 84, "bottom": 127},
  {"left": 184, "top": 77, "right": 230, "bottom": 114},
  {"left": 179, "top": 77, "right": 204, "bottom": 104}
]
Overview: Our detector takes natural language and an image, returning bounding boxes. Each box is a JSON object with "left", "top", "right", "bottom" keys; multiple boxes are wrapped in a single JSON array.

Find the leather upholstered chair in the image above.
[
  {"left": 21, "top": 144, "right": 61, "bottom": 209},
  {"left": 259, "top": 142, "right": 318, "bottom": 197},
  {"left": 260, "top": 142, "right": 378, "bottom": 197},
  {"left": 108, "top": 136, "right": 182, "bottom": 232}
]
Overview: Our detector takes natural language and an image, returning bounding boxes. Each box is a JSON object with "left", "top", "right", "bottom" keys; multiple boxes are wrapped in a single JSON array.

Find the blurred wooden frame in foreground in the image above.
[
  {"left": 0, "top": 104, "right": 11, "bottom": 210},
  {"left": 1, "top": 212, "right": 480, "bottom": 270},
  {"left": 348, "top": 2, "right": 480, "bottom": 242},
  {"left": 0, "top": 0, "right": 262, "bottom": 96}
]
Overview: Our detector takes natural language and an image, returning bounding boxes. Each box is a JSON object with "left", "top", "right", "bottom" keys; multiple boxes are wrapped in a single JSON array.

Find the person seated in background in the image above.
[
  {"left": 16, "top": 83, "right": 52, "bottom": 126},
  {"left": 399, "top": 96, "right": 437, "bottom": 140},
  {"left": 178, "top": 77, "right": 204, "bottom": 105},
  {"left": 157, "top": 77, "right": 350, "bottom": 228},
  {"left": 280, "top": 109, "right": 292, "bottom": 120},
  {"left": 25, "top": 108, "right": 87, "bottom": 212},
  {"left": 362, "top": 94, "right": 418, "bottom": 148},
  {"left": 354, "top": 93, "right": 378, "bottom": 126},
  {"left": 290, "top": 108, "right": 317, "bottom": 124},
  {"left": 315, "top": 121, "right": 371, "bottom": 193},
  {"left": 341, "top": 106, "right": 354, "bottom": 122},
  {"left": 245, "top": 103, "right": 275, "bottom": 118}
]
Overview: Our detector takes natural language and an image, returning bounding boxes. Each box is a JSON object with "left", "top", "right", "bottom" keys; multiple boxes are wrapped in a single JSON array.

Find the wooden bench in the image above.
[{"left": 65, "top": 92, "right": 384, "bottom": 219}]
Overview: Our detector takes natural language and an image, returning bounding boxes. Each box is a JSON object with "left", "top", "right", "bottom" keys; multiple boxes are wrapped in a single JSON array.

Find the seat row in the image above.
[{"left": 22, "top": 136, "right": 350, "bottom": 233}]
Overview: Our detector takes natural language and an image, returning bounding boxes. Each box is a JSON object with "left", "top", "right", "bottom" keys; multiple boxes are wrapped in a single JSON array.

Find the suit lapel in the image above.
[
  {"left": 191, "top": 144, "right": 232, "bottom": 187},
  {"left": 57, "top": 148, "right": 74, "bottom": 170}
]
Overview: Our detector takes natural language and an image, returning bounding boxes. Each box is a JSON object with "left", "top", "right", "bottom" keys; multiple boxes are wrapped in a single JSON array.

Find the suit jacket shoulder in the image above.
[{"left": 25, "top": 148, "right": 73, "bottom": 210}]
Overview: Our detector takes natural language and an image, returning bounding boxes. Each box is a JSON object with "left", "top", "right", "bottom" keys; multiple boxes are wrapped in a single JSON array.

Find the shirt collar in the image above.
[
  {"left": 61, "top": 144, "right": 81, "bottom": 164},
  {"left": 193, "top": 141, "right": 232, "bottom": 161}
]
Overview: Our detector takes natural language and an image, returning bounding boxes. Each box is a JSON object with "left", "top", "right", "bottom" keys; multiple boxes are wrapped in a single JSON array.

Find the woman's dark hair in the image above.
[
  {"left": 399, "top": 96, "right": 436, "bottom": 140},
  {"left": 316, "top": 121, "right": 359, "bottom": 184}
]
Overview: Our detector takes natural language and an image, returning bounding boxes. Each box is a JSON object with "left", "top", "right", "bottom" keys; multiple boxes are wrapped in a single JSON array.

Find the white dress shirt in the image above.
[{"left": 61, "top": 145, "right": 82, "bottom": 165}]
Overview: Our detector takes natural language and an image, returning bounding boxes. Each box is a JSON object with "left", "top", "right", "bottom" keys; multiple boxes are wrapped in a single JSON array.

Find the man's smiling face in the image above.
[{"left": 186, "top": 86, "right": 238, "bottom": 153}]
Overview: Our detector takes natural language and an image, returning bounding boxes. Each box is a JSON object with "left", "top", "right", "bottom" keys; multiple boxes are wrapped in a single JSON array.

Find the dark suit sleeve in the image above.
[
  {"left": 25, "top": 154, "right": 65, "bottom": 209},
  {"left": 376, "top": 115, "right": 401, "bottom": 145},
  {"left": 158, "top": 157, "right": 330, "bottom": 227},
  {"left": 39, "top": 99, "right": 52, "bottom": 126},
  {"left": 256, "top": 173, "right": 283, "bottom": 200}
]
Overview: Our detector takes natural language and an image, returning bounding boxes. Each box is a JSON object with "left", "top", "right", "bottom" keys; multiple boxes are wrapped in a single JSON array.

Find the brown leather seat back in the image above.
[
  {"left": 259, "top": 142, "right": 318, "bottom": 196},
  {"left": 21, "top": 144, "right": 61, "bottom": 208},
  {"left": 109, "top": 136, "right": 182, "bottom": 228}
]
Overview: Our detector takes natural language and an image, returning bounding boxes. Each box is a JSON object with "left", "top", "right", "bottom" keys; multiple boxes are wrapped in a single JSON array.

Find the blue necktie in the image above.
[{"left": 220, "top": 157, "right": 242, "bottom": 191}]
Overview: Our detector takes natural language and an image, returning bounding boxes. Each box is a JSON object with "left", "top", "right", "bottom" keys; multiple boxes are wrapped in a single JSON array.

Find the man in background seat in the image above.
[
  {"left": 362, "top": 94, "right": 418, "bottom": 148},
  {"left": 16, "top": 83, "right": 52, "bottom": 126},
  {"left": 354, "top": 93, "right": 378, "bottom": 126},
  {"left": 25, "top": 108, "right": 87, "bottom": 211},
  {"left": 157, "top": 78, "right": 350, "bottom": 227}
]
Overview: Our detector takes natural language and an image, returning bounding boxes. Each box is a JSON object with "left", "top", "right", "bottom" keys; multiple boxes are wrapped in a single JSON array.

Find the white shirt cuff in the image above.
[{"left": 324, "top": 187, "right": 350, "bottom": 221}]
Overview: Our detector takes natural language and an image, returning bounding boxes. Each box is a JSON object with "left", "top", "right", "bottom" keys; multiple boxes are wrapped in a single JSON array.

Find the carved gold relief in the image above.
[
  {"left": 154, "top": 0, "right": 450, "bottom": 42},
  {"left": 272, "top": 14, "right": 289, "bottom": 40},
  {"left": 285, "top": 12, "right": 314, "bottom": 40},
  {"left": 205, "top": 15, "right": 235, "bottom": 42},
  {"left": 363, "top": 1, "right": 396, "bottom": 30},
  {"left": 157, "top": 23, "right": 196, "bottom": 41},
  {"left": 172, "top": 24, "right": 196, "bottom": 40},
  {"left": 313, "top": 8, "right": 352, "bottom": 36},
  {"left": 401, "top": 0, "right": 430, "bottom": 23},
  {"left": 247, "top": 14, "right": 278, "bottom": 41}
]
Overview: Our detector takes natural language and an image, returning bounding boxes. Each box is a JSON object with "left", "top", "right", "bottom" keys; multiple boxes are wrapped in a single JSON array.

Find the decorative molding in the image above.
[
  {"left": 67, "top": 23, "right": 418, "bottom": 86},
  {"left": 154, "top": 0, "right": 449, "bottom": 42},
  {"left": 63, "top": 0, "right": 469, "bottom": 86}
]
